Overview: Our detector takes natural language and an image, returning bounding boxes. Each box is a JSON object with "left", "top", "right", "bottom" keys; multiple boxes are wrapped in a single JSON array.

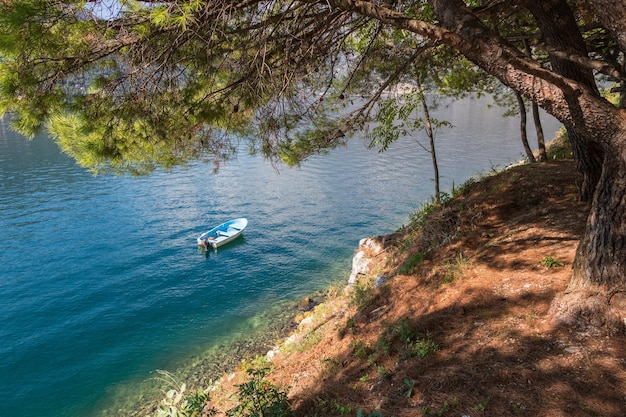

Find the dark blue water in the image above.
[{"left": 0, "top": 97, "right": 561, "bottom": 417}]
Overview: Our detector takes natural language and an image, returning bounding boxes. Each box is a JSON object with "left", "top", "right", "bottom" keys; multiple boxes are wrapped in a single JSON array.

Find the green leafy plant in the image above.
[
  {"left": 419, "top": 398, "right": 460, "bottom": 416},
  {"left": 437, "top": 191, "right": 452, "bottom": 204},
  {"left": 317, "top": 398, "right": 354, "bottom": 416},
  {"left": 541, "top": 256, "right": 564, "bottom": 268},
  {"left": 226, "top": 367, "right": 293, "bottom": 417},
  {"left": 350, "top": 282, "right": 375, "bottom": 308},
  {"left": 295, "top": 329, "right": 322, "bottom": 352},
  {"left": 321, "top": 357, "right": 343, "bottom": 375},
  {"left": 546, "top": 128, "right": 573, "bottom": 160},
  {"left": 409, "top": 200, "right": 438, "bottom": 228},
  {"left": 420, "top": 401, "right": 449, "bottom": 416},
  {"left": 408, "top": 333, "right": 439, "bottom": 359},
  {"left": 439, "top": 253, "right": 469, "bottom": 286},
  {"left": 155, "top": 371, "right": 215, "bottom": 417},
  {"left": 376, "top": 365, "right": 391, "bottom": 379},
  {"left": 402, "top": 378, "right": 416, "bottom": 398},
  {"left": 376, "top": 318, "right": 439, "bottom": 359},
  {"left": 351, "top": 340, "right": 374, "bottom": 359},
  {"left": 345, "top": 317, "right": 356, "bottom": 329},
  {"left": 399, "top": 251, "right": 426, "bottom": 275},
  {"left": 439, "top": 273, "right": 456, "bottom": 285},
  {"left": 240, "top": 355, "right": 270, "bottom": 372},
  {"left": 451, "top": 177, "right": 478, "bottom": 198},
  {"left": 474, "top": 397, "right": 490, "bottom": 411}
]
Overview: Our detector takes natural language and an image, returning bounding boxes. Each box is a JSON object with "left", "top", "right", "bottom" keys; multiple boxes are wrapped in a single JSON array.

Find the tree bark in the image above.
[
  {"left": 531, "top": 101, "right": 547, "bottom": 162},
  {"left": 570, "top": 146, "right": 626, "bottom": 291},
  {"left": 569, "top": 132, "right": 604, "bottom": 201},
  {"left": 550, "top": 136, "right": 626, "bottom": 333},
  {"left": 514, "top": 91, "right": 536, "bottom": 162},
  {"left": 523, "top": 40, "right": 547, "bottom": 162}
]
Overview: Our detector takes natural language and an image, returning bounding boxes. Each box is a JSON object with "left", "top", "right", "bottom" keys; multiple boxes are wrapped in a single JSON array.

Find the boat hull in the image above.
[{"left": 197, "top": 218, "right": 247, "bottom": 249}]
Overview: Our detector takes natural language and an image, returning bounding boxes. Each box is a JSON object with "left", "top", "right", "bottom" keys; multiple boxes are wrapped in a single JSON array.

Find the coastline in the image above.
[
  {"left": 207, "top": 157, "right": 626, "bottom": 416},
  {"left": 97, "top": 287, "right": 335, "bottom": 417},
  {"left": 100, "top": 134, "right": 575, "bottom": 417}
]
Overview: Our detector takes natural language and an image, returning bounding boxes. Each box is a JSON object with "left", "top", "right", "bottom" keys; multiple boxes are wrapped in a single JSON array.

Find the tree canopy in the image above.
[
  {"left": 2, "top": 0, "right": 626, "bottom": 333},
  {"left": 1, "top": 0, "right": 612, "bottom": 173}
]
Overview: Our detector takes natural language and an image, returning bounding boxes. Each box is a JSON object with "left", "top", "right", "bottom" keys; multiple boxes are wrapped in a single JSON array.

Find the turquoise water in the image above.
[{"left": 0, "top": 98, "right": 562, "bottom": 417}]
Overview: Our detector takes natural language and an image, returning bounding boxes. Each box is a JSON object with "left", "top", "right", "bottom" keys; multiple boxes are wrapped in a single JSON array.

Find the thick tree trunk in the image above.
[
  {"left": 550, "top": 138, "right": 626, "bottom": 333},
  {"left": 569, "top": 132, "right": 604, "bottom": 201},
  {"left": 518, "top": 1, "right": 625, "bottom": 331},
  {"left": 571, "top": 148, "right": 626, "bottom": 290}
]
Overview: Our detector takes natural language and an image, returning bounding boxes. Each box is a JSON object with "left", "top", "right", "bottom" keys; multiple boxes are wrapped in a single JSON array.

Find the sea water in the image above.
[{"left": 0, "top": 97, "right": 562, "bottom": 417}]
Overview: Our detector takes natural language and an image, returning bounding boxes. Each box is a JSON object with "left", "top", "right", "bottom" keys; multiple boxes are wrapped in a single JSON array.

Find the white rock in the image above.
[
  {"left": 348, "top": 250, "right": 370, "bottom": 285},
  {"left": 359, "top": 236, "right": 385, "bottom": 255},
  {"left": 299, "top": 315, "right": 314, "bottom": 327}
]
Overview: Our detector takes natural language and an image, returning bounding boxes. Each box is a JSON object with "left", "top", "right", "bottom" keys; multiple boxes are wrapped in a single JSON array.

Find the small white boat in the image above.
[{"left": 197, "top": 218, "right": 247, "bottom": 249}]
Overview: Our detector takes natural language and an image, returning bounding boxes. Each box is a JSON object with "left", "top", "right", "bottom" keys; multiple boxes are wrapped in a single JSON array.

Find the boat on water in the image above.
[{"left": 197, "top": 218, "right": 248, "bottom": 249}]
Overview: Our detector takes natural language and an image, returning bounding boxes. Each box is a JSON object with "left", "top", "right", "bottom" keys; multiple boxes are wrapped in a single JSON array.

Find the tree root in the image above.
[{"left": 549, "top": 289, "right": 626, "bottom": 335}]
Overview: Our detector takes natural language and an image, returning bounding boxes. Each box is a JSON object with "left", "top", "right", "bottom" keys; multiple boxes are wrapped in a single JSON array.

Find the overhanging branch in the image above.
[{"left": 533, "top": 40, "right": 626, "bottom": 81}]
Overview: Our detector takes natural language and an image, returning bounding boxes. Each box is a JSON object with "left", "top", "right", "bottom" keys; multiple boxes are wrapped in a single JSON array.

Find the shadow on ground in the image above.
[{"left": 267, "top": 160, "right": 626, "bottom": 417}]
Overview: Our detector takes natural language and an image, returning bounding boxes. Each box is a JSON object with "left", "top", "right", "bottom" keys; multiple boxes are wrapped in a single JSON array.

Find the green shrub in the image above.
[
  {"left": 155, "top": 371, "right": 215, "bottom": 417},
  {"left": 452, "top": 177, "right": 478, "bottom": 198},
  {"left": 541, "top": 256, "right": 564, "bottom": 268},
  {"left": 399, "top": 251, "right": 425, "bottom": 275},
  {"left": 439, "top": 252, "right": 469, "bottom": 286},
  {"left": 226, "top": 367, "right": 293, "bottom": 417},
  {"left": 407, "top": 334, "right": 439, "bottom": 359},
  {"left": 376, "top": 318, "right": 439, "bottom": 359},
  {"left": 409, "top": 201, "right": 438, "bottom": 228},
  {"left": 350, "top": 283, "right": 375, "bottom": 308},
  {"left": 351, "top": 340, "right": 374, "bottom": 359}
]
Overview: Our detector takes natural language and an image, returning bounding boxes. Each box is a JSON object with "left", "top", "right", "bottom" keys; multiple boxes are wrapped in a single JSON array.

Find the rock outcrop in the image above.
[{"left": 347, "top": 236, "right": 386, "bottom": 285}]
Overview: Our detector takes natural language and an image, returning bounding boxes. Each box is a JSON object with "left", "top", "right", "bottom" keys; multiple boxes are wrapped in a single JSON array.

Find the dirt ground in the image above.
[{"left": 209, "top": 158, "right": 626, "bottom": 417}]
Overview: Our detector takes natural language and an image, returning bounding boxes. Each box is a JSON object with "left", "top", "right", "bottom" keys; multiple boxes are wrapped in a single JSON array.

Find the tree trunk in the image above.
[
  {"left": 531, "top": 101, "right": 547, "bottom": 162},
  {"left": 569, "top": 131, "right": 604, "bottom": 202},
  {"left": 514, "top": 91, "right": 536, "bottom": 163},
  {"left": 417, "top": 81, "right": 441, "bottom": 202},
  {"left": 523, "top": 41, "right": 547, "bottom": 162},
  {"left": 571, "top": 148, "right": 626, "bottom": 290},
  {"left": 523, "top": 0, "right": 603, "bottom": 201},
  {"left": 550, "top": 138, "right": 626, "bottom": 333}
]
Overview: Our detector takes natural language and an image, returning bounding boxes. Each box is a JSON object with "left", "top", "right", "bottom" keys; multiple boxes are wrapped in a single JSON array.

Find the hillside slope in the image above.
[{"left": 209, "top": 158, "right": 626, "bottom": 417}]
